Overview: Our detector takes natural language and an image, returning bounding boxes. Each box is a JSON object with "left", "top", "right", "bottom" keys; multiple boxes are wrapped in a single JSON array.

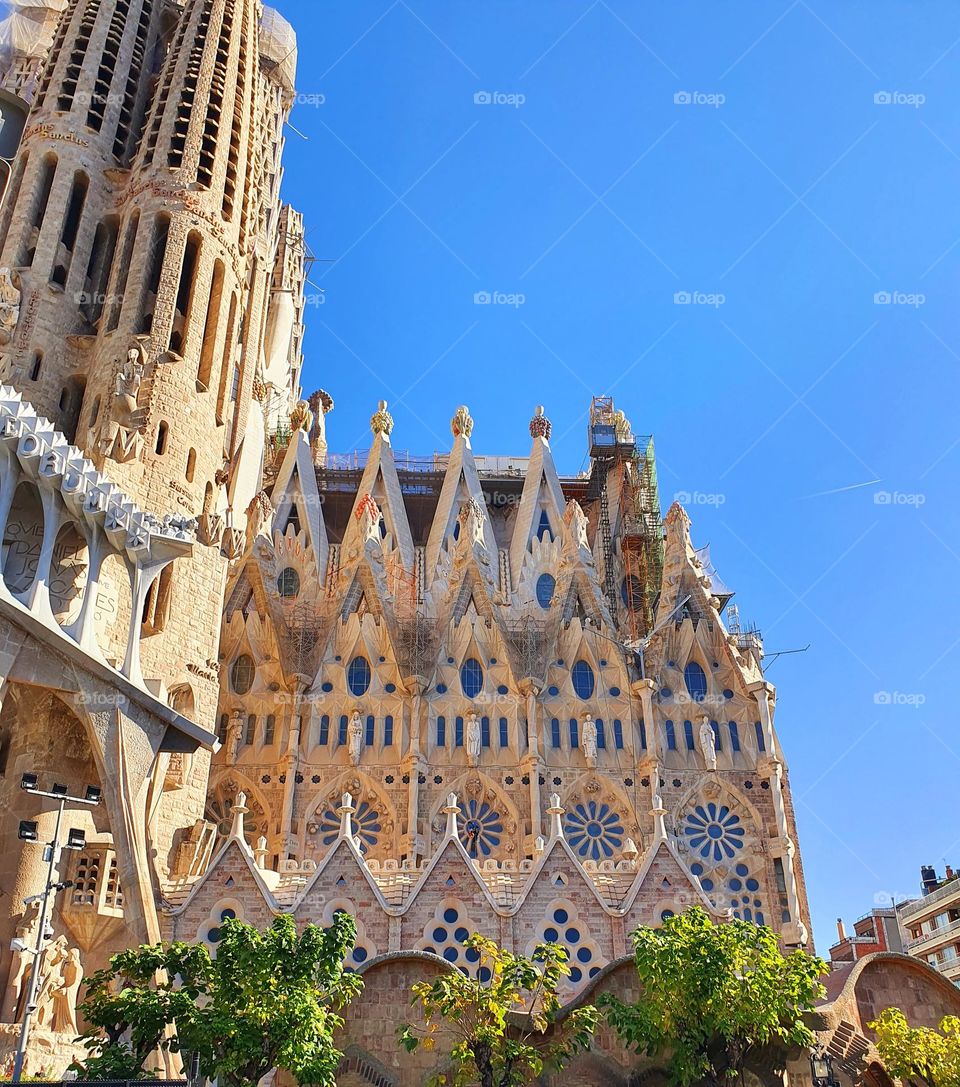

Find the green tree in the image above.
[
  {"left": 399, "top": 933, "right": 600, "bottom": 1087},
  {"left": 602, "top": 906, "right": 827, "bottom": 1087},
  {"left": 870, "top": 1007, "right": 960, "bottom": 1087},
  {"left": 71, "top": 912, "right": 363, "bottom": 1086}
]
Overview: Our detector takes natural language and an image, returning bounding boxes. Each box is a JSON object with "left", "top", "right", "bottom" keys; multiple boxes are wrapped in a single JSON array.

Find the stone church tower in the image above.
[
  {"left": 0, "top": 3, "right": 813, "bottom": 1082},
  {"left": 0, "top": 0, "right": 304, "bottom": 1074}
]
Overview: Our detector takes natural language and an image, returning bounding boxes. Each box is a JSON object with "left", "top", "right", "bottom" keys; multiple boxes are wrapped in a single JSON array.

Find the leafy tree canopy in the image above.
[
  {"left": 602, "top": 906, "right": 827, "bottom": 1087},
  {"left": 71, "top": 912, "right": 363, "bottom": 1087},
  {"left": 870, "top": 1008, "right": 960, "bottom": 1087},
  {"left": 399, "top": 933, "right": 599, "bottom": 1087}
]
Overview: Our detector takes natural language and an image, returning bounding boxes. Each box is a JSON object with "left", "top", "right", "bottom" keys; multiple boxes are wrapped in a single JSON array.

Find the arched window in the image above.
[
  {"left": 217, "top": 713, "right": 228, "bottom": 743},
  {"left": 230, "top": 654, "right": 254, "bottom": 695},
  {"left": 460, "top": 658, "right": 484, "bottom": 698},
  {"left": 436, "top": 716, "right": 446, "bottom": 746},
  {"left": 536, "top": 573, "right": 556, "bottom": 608},
  {"left": 155, "top": 420, "right": 168, "bottom": 455},
  {"left": 277, "top": 567, "right": 300, "bottom": 598},
  {"left": 244, "top": 715, "right": 256, "bottom": 745},
  {"left": 638, "top": 720, "right": 646, "bottom": 750},
  {"left": 684, "top": 661, "right": 708, "bottom": 703},
  {"left": 318, "top": 715, "right": 330, "bottom": 746},
  {"left": 754, "top": 721, "right": 765, "bottom": 752},
  {"left": 683, "top": 720, "right": 695, "bottom": 751},
  {"left": 536, "top": 510, "right": 553, "bottom": 541},
  {"left": 499, "top": 718, "right": 509, "bottom": 747},
  {"left": 455, "top": 717, "right": 464, "bottom": 747},
  {"left": 338, "top": 715, "right": 348, "bottom": 745},
  {"left": 347, "top": 656, "right": 371, "bottom": 696},
  {"left": 365, "top": 715, "right": 375, "bottom": 746},
  {"left": 596, "top": 719, "right": 606, "bottom": 749},
  {"left": 384, "top": 715, "right": 394, "bottom": 746},
  {"left": 185, "top": 448, "right": 196, "bottom": 483},
  {"left": 263, "top": 714, "right": 276, "bottom": 745},
  {"left": 613, "top": 719, "right": 624, "bottom": 749},
  {"left": 550, "top": 718, "right": 561, "bottom": 748},
  {"left": 728, "top": 721, "right": 740, "bottom": 751},
  {"left": 569, "top": 718, "right": 579, "bottom": 748},
  {"left": 481, "top": 716, "right": 490, "bottom": 747},
  {"left": 711, "top": 720, "right": 721, "bottom": 751},
  {"left": 665, "top": 720, "right": 676, "bottom": 750},
  {"left": 572, "top": 660, "right": 595, "bottom": 700},
  {"left": 621, "top": 574, "right": 643, "bottom": 610}
]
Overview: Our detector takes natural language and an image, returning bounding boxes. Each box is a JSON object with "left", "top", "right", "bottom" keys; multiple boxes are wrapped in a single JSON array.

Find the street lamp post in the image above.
[
  {"left": 810, "top": 1046, "right": 841, "bottom": 1087},
  {"left": 11, "top": 774, "right": 102, "bottom": 1084}
]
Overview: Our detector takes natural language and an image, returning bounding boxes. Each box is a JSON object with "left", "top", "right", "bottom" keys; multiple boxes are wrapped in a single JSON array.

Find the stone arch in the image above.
[
  {"left": 560, "top": 772, "right": 641, "bottom": 863},
  {"left": 168, "top": 682, "right": 195, "bottom": 718},
  {"left": 205, "top": 772, "right": 271, "bottom": 851},
  {"left": 2, "top": 480, "right": 43, "bottom": 595},
  {"left": 93, "top": 549, "right": 133, "bottom": 666},
  {"left": 427, "top": 769, "right": 520, "bottom": 862},
  {"left": 302, "top": 769, "right": 397, "bottom": 862},
  {"left": 50, "top": 519, "right": 89, "bottom": 626}
]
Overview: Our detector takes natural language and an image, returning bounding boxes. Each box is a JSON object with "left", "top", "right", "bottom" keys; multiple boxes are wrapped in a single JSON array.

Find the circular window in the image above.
[
  {"left": 460, "top": 658, "right": 484, "bottom": 698},
  {"left": 347, "top": 656, "right": 371, "bottom": 696},
  {"left": 231, "top": 654, "right": 255, "bottom": 695},
  {"left": 536, "top": 573, "right": 556, "bottom": 608},
  {"left": 572, "top": 660, "right": 595, "bottom": 700},
  {"left": 277, "top": 567, "right": 300, "bottom": 598}
]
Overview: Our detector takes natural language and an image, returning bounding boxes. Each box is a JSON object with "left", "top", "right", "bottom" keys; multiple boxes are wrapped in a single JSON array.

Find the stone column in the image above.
[{"left": 520, "top": 681, "right": 542, "bottom": 846}]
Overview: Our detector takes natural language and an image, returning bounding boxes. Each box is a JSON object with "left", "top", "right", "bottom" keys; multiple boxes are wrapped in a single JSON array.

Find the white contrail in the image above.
[{"left": 799, "top": 479, "right": 883, "bottom": 499}]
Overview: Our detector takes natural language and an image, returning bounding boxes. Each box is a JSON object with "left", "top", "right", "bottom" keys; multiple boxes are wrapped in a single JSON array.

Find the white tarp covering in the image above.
[{"left": 259, "top": 7, "right": 297, "bottom": 97}]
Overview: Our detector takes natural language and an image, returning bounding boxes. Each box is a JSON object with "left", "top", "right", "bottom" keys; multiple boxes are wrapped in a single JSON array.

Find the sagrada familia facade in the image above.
[{"left": 0, "top": 3, "right": 955, "bottom": 1086}]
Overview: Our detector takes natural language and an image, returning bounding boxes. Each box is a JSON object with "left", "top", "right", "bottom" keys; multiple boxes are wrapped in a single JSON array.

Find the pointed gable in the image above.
[
  {"left": 425, "top": 406, "right": 498, "bottom": 583},
  {"left": 340, "top": 403, "right": 414, "bottom": 572},
  {"left": 509, "top": 408, "right": 567, "bottom": 590},
  {"left": 270, "top": 429, "right": 329, "bottom": 581}
]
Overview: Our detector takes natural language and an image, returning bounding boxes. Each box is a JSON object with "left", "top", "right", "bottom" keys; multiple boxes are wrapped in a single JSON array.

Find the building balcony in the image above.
[
  {"left": 900, "top": 880, "right": 960, "bottom": 920},
  {"left": 906, "top": 915, "right": 960, "bottom": 952}
]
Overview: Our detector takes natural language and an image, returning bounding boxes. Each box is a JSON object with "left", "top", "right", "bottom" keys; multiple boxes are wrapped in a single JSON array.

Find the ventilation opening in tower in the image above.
[{"left": 51, "top": 170, "right": 89, "bottom": 288}]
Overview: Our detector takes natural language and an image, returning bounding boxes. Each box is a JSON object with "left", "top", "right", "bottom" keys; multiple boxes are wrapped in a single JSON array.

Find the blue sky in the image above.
[{"left": 270, "top": 0, "right": 960, "bottom": 953}]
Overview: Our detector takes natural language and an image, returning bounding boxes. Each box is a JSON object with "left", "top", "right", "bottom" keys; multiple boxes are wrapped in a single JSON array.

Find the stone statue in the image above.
[
  {"left": 348, "top": 711, "right": 363, "bottom": 766},
  {"left": 581, "top": 714, "right": 598, "bottom": 766},
  {"left": 49, "top": 946, "right": 83, "bottom": 1035},
  {"left": 466, "top": 712, "right": 482, "bottom": 766},
  {"left": 3, "top": 902, "right": 40, "bottom": 1022},
  {"left": 246, "top": 490, "right": 274, "bottom": 543},
  {"left": 451, "top": 405, "right": 474, "bottom": 439},
  {"left": 356, "top": 493, "right": 382, "bottom": 545},
  {"left": 0, "top": 268, "right": 21, "bottom": 345},
  {"left": 564, "top": 500, "right": 590, "bottom": 550},
  {"left": 226, "top": 709, "right": 244, "bottom": 764},
  {"left": 699, "top": 716, "right": 717, "bottom": 771},
  {"left": 101, "top": 344, "right": 147, "bottom": 463},
  {"left": 458, "top": 498, "right": 486, "bottom": 548},
  {"left": 33, "top": 935, "right": 69, "bottom": 1030}
]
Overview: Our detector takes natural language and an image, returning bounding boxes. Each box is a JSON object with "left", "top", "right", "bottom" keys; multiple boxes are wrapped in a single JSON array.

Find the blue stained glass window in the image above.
[
  {"left": 596, "top": 719, "right": 606, "bottom": 748},
  {"left": 384, "top": 715, "right": 394, "bottom": 746},
  {"left": 572, "top": 660, "right": 595, "bottom": 700},
  {"left": 711, "top": 720, "right": 721, "bottom": 751},
  {"left": 729, "top": 721, "right": 740, "bottom": 751},
  {"left": 755, "top": 721, "right": 765, "bottom": 751},
  {"left": 665, "top": 720, "right": 676, "bottom": 750},
  {"left": 564, "top": 800, "right": 625, "bottom": 860},
  {"left": 536, "top": 573, "right": 556, "bottom": 608},
  {"left": 537, "top": 510, "right": 553, "bottom": 541},
  {"left": 550, "top": 718, "right": 561, "bottom": 748},
  {"left": 455, "top": 717, "right": 464, "bottom": 746},
  {"left": 338, "top": 715, "right": 348, "bottom": 745},
  {"left": 553, "top": 908, "right": 568, "bottom": 923},
  {"left": 613, "top": 719, "right": 624, "bottom": 749},
  {"left": 347, "top": 656, "right": 371, "bottom": 696},
  {"left": 481, "top": 716, "right": 490, "bottom": 747},
  {"left": 436, "top": 716, "right": 446, "bottom": 746},
  {"left": 460, "top": 658, "right": 484, "bottom": 698},
  {"left": 684, "top": 661, "right": 708, "bottom": 702},
  {"left": 365, "top": 715, "right": 375, "bottom": 746},
  {"left": 569, "top": 718, "right": 579, "bottom": 748},
  {"left": 684, "top": 720, "right": 695, "bottom": 751},
  {"left": 443, "top": 907, "right": 459, "bottom": 923},
  {"left": 548, "top": 685, "right": 559, "bottom": 696},
  {"left": 318, "top": 715, "right": 330, "bottom": 746},
  {"left": 499, "top": 718, "right": 508, "bottom": 747}
]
